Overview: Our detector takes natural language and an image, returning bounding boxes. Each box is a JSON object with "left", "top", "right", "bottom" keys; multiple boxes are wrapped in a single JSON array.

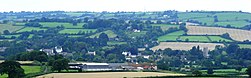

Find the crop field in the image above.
[
  {"left": 208, "top": 36, "right": 233, "bottom": 42},
  {"left": 89, "top": 30, "right": 117, "bottom": 38},
  {"left": 40, "top": 22, "right": 85, "bottom": 28},
  {"left": 180, "top": 36, "right": 210, "bottom": 42},
  {"left": 151, "top": 42, "right": 224, "bottom": 51},
  {"left": 0, "top": 66, "right": 41, "bottom": 78},
  {"left": 59, "top": 29, "right": 97, "bottom": 34},
  {"left": 215, "top": 21, "right": 250, "bottom": 28},
  {"left": 36, "top": 72, "right": 186, "bottom": 78},
  {"left": 158, "top": 31, "right": 185, "bottom": 41},
  {"left": 239, "top": 44, "right": 251, "bottom": 49},
  {"left": 16, "top": 27, "right": 47, "bottom": 33},
  {"left": 151, "top": 24, "right": 179, "bottom": 31},
  {"left": 186, "top": 26, "right": 251, "bottom": 41},
  {"left": 0, "top": 24, "right": 24, "bottom": 34}
]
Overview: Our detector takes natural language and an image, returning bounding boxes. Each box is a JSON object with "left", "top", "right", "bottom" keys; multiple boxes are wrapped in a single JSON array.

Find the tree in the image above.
[
  {"left": 192, "top": 70, "right": 202, "bottom": 76},
  {"left": 221, "top": 33, "right": 232, "bottom": 40},
  {"left": 51, "top": 58, "right": 70, "bottom": 72},
  {"left": 214, "top": 15, "right": 219, "bottom": 22},
  {"left": 207, "top": 68, "right": 214, "bottom": 74},
  {"left": 247, "top": 66, "right": 251, "bottom": 77},
  {"left": 3, "top": 30, "right": 10, "bottom": 35},
  {"left": 0, "top": 60, "right": 25, "bottom": 78}
]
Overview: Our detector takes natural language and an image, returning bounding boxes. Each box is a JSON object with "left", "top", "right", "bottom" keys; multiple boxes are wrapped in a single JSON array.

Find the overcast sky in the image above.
[{"left": 0, "top": 0, "right": 250, "bottom": 12}]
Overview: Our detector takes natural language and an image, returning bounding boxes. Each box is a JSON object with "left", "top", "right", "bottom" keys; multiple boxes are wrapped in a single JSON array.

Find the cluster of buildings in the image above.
[{"left": 69, "top": 62, "right": 157, "bottom": 71}]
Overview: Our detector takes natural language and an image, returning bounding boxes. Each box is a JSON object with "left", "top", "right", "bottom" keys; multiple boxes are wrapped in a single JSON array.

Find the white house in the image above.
[
  {"left": 55, "top": 46, "right": 63, "bottom": 53},
  {"left": 87, "top": 51, "right": 96, "bottom": 56}
]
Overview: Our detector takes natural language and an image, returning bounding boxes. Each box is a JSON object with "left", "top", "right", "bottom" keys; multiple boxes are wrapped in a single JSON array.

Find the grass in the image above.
[
  {"left": 178, "top": 12, "right": 213, "bottom": 20},
  {"left": 40, "top": 22, "right": 85, "bottom": 28},
  {"left": 180, "top": 36, "right": 210, "bottom": 42},
  {"left": 0, "top": 24, "right": 24, "bottom": 34},
  {"left": 214, "top": 21, "right": 250, "bottom": 28},
  {"left": 59, "top": 29, "right": 97, "bottom": 34},
  {"left": 89, "top": 30, "right": 117, "bottom": 38},
  {"left": 0, "top": 66, "right": 41, "bottom": 78},
  {"left": 107, "top": 41, "right": 127, "bottom": 45},
  {"left": 239, "top": 44, "right": 251, "bottom": 49},
  {"left": 200, "top": 68, "right": 247, "bottom": 75},
  {"left": 0, "top": 34, "right": 20, "bottom": 38},
  {"left": 16, "top": 27, "right": 47, "bottom": 33},
  {"left": 64, "top": 12, "right": 84, "bottom": 17},
  {"left": 191, "top": 17, "right": 215, "bottom": 25},
  {"left": 208, "top": 36, "right": 233, "bottom": 42},
  {"left": 158, "top": 31, "right": 185, "bottom": 41},
  {"left": 151, "top": 24, "right": 179, "bottom": 31},
  {"left": 67, "top": 35, "right": 84, "bottom": 38},
  {"left": 125, "top": 31, "right": 147, "bottom": 38},
  {"left": 215, "top": 13, "right": 251, "bottom": 21}
]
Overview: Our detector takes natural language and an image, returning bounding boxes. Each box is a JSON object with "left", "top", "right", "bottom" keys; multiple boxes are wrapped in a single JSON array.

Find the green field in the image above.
[
  {"left": 215, "top": 13, "right": 251, "bottom": 21},
  {"left": 158, "top": 31, "right": 185, "bottom": 41},
  {"left": 0, "top": 24, "right": 24, "bottom": 34},
  {"left": 89, "top": 30, "right": 117, "bottom": 38},
  {"left": 0, "top": 66, "right": 41, "bottom": 78},
  {"left": 208, "top": 36, "right": 233, "bottom": 42},
  {"left": 40, "top": 22, "right": 85, "bottom": 28},
  {"left": 67, "top": 35, "right": 84, "bottom": 38},
  {"left": 107, "top": 41, "right": 127, "bottom": 46},
  {"left": 191, "top": 17, "right": 215, "bottom": 25},
  {"left": 180, "top": 36, "right": 210, "bottom": 42},
  {"left": 16, "top": 27, "right": 47, "bottom": 33},
  {"left": 64, "top": 12, "right": 84, "bottom": 17},
  {"left": 151, "top": 24, "right": 179, "bottom": 30},
  {"left": 59, "top": 29, "right": 97, "bottom": 34},
  {"left": 239, "top": 44, "right": 251, "bottom": 49},
  {"left": 200, "top": 68, "right": 247, "bottom": 75},
  {"left": 0, "top": 34, "right": 20, "bottom": 38},
  {"left": 178, "top": 12, "right": 213, "bottom": 20},
  {"left": 125, "top": 31, "right": 147, "bottom": 38},
  {"left": 215, "top": 21, "right": 250, "bottom": 27}
]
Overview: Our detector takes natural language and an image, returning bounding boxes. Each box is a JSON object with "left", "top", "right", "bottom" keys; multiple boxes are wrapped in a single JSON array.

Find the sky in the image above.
[{"left": 0, "top": 0, "right": 251, "bottom": 12}]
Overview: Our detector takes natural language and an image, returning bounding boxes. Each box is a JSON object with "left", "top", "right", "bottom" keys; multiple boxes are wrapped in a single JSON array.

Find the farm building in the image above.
[{"left": 69, "top": 62, "right": 158, "bottom": 71}]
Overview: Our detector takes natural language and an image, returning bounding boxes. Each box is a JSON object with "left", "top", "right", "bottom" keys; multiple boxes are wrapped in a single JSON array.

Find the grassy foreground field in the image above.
[
  {"left": 36, "top": 72, "right": 186, "bottom": 78},
  {"left": 0, "top": 66, "right": 41, "bottom": 78}
]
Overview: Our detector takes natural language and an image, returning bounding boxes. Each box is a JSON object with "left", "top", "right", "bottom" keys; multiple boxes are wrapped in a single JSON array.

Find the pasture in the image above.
[
  {"left": 107, "top": 41, "right": 127, "bottom": 46},
  {"left": 215, "top": 21, "right": 250, "bottom": 28},
  {"left": 208, "top": 36, "right": 233, "bottom": 42},
  {"left": 200, "top": 68, "right": 247, "bottom": 75},
  {"left": 178, "top": 12, "right": 212, "bottom": 20},
  {"left": 0, "top": 24, "right": 24, "bottom": 34},
  {"left": 186, "top": 25, "right": 251, "bottom": 41},
  {"left": 0, "top": 34, "right": 20, "bottom": 38},
  {"left": 151, "top": 42, "right": 224, "bottom": 51},
  {"left": 36, "top": 72, "right": 186, "bottom": 78},
  {"left": 59, "top": 29, "right": 97, "bottom": 34},
  {"left": 40, "top": 22, "right": 85, "bottom": 28},
  {"left": 64, "top": 12, "right": 84, "bottom": 17},
  {"left": 158, "top": 31, "right": 185, "bottom": 41},
  {"left": 89, "top": 30, "right": 117, "bottom": 38},
  {"left": 0, "top": 66, "right": 41, "bottom": 78},
  {"left": 125, "top": 31, "right": 147, "bottom": 38},
  {"left": 180, "top": 36, "right": 210, "bottom": 42},
  {"left": 239, "top": 44, "right": 251, "bottom": 49},
  {"left": 151, "top": 24, "right": 179, "bottom": 31},
  {"left": 16, "top": 27, "right": 47, "bottom": 33}
]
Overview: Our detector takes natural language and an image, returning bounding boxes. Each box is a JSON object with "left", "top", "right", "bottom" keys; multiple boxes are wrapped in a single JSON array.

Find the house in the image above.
[
  {"left": 40, "top": 49, "right": 54, "bottom": 55},
  {"left": 87, "top": 51, "right": 96, "bottom": 56},
  {"left": 122, "top": 52, "right": 131, "bottom": 56},
  {"left": 26, "top": 49, "right": 34, "bottom": 52},
  {"left": 0, "top": 47, "right": 7, "bottom": 52},
  {"left": 55, "top": 46, "right": 63, "bottom": 53},
  {"left": 133, "top": 29, "right": 141, "bottom": 32},
  {"left": 143, "top": 55, "right": 150, "bottom": 59}
]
